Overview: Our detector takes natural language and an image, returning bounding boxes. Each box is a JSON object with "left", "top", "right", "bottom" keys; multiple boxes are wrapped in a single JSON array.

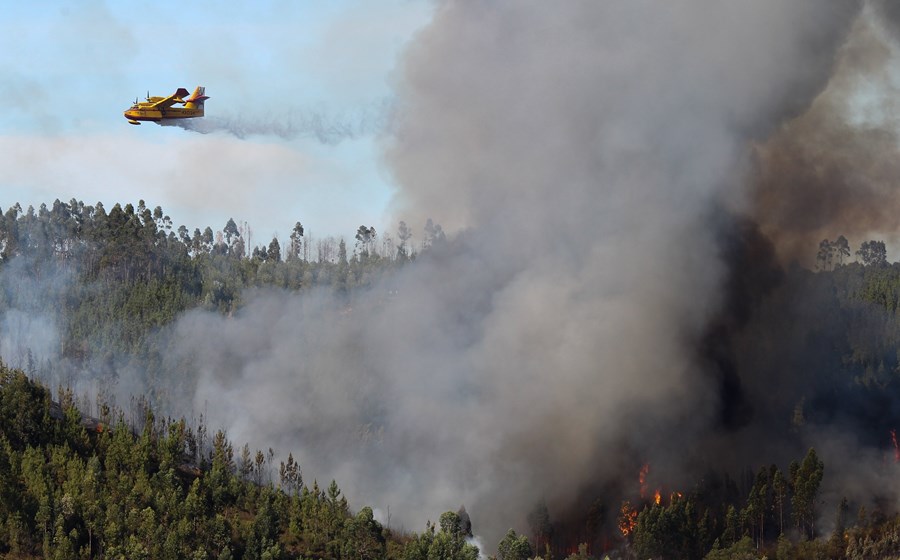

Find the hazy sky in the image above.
[{"left": 0, "top": 0, "right": 433, "bottom": 246}]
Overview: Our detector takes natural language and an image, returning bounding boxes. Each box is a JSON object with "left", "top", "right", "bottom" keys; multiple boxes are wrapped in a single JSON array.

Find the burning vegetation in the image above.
[{"left": 12, "top": 0, "right": 900, "bottom": 559}]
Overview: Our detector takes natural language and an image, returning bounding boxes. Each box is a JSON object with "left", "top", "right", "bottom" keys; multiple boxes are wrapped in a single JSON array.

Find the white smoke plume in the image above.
[
  {"left": 0, "top": 257, "right": 67, "bottom": 374},
  {"left": 172, "top": 0, "right": 864, "bottom": 545},
  {"left": 159, "top": 100, "right": 391, "bottom": 144}
]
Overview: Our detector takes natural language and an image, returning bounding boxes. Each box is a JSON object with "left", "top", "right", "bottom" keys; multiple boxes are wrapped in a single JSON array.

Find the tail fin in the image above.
[{"left": 184, "top": 86, "right": 209, "bottom": 111}]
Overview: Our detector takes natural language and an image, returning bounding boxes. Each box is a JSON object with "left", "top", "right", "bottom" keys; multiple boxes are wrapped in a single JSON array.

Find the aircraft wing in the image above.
[{"left": 150, "top": 87, "right": 191, "bottom": 109}]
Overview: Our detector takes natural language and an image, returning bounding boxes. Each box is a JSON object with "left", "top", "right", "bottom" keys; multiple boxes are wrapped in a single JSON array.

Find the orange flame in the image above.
[
  {"left": 618, "top": 501, "right": 638, "bottom": 537},
  {"left": 653, "top": 489, "right": 661, "bottom": 505},
  {"left": 639, "top": 463, "right": 650, "bottom": 499}
]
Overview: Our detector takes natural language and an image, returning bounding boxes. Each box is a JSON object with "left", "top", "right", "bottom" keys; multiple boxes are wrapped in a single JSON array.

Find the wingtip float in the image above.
[{"left": 123, "top": 86, "right": 208, "bottom": 125}]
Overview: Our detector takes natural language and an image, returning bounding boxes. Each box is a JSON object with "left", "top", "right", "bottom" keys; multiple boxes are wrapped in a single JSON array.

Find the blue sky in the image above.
[{"left": 0, "top": 0, "right": 433, "bottom": 247}]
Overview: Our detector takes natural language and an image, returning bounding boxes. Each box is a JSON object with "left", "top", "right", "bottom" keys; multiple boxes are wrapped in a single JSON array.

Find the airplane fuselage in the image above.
[
  {"left": 123, "top": 86, "right": 207, "bottom": 125},
  {"left": 123, "top": 105, "right": 204, "bottom": 123}
]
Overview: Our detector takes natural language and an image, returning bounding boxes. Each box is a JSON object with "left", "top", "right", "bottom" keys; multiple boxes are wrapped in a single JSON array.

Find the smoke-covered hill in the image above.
[{"left": 8, "top": 1, "right": 900, "bottom": 558}]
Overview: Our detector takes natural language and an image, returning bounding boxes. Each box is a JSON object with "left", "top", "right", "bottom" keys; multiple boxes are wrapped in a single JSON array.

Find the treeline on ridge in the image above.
[
  {"left": 0, "top": 198, "right": 442, "bottom": 314},
  {"left": 0, "top": 199, "right": 440, "bottom": 398}
]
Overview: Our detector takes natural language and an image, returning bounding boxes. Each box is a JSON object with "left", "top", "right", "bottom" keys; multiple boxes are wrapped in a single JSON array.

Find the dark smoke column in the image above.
[
  {"left": 378, "top": 0, "right": 861, "bottom": 539},
  {"left": 187, "top": 0, "right": 864, "bottom": 550}
]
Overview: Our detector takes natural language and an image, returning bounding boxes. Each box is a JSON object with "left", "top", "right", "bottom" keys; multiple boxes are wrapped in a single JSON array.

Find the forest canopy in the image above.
[{"left": 5, "top": 202, "right": 900, "bottom": 559}]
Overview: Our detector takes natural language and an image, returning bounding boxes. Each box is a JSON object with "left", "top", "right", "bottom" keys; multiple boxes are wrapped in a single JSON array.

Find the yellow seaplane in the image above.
[{"left": 124, "top": 86, "right": 208, "bottom": 125}]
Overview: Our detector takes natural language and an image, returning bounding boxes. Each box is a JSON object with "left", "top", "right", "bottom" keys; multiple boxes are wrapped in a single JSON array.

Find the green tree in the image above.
[
  {"left": 771, "top": 466, "right": 788, "bottom": 536},
  {"left": 341, "top": 506, "right": 385, "bottom": 560},
  {"left": 826, "top": 497, "right": 850, "bottom": 558},
  {"left": 325, "top": 480, "right": 349, "bottom": 543},
  {"left": 632, "top": 496, "right": 705, "bottom": 560},
  {"left": 816, "top": 239, "right": 834, "bottom": 271},
  {"left": 403, "top": 522, "right": 434, "bottom": 560},
  {"left": 423, "top": 218, "right": 445, "bottom": 249},
  {"left": 497, "top": 528, "right": 532, "bottom": 560},
  {"left": 704, "top": 535, "right": 756, "bottom": 560},
  {"left": 246, "top": 489, "right": 281, "bottom": 560},
  {"left": 278, "top": 452, "right": 302, "bottom": 496},
  {"left": 288, "top": 222, "right": 304, "bottom": 261},
  {"left": 267, "top": 237, "right": 281, "bottom": 262},
  {"left": 744, "top": 467, "right": 768, "bottom": 549},
  {"left": 0, "top": 367, "right": 55, "bottom": 450},
  {"left": 790, "top": 448, "right": 824, "bottom": 539},
  {"left": 834, "top": 235, "right": 850, "bottom": 266},
  {"left": 397, "top": 221, "right": 412, "bottom": 261},
  {"left": 223, "top": 218, "right": 240, "bottom": 247},
  {"left": 335, "top": 239, "right": 349, "bottom": 295},
  {"left": 202, "top": 226, "right": 215, "bottom": 253},
  {"left": 404, "top": 513, "right": 478, "bottom": 560},
  {"left": 722, "top": 505, "right": 740, "bottom": 547},
  {"left": 209, "top": 430, "right": 235, "bottom": 509},
  {"left": 857, "top": 240, "right": 888, "bottom": 267},
  {"left": 355, "top": 225, "right": 376, "bottom": 262}
]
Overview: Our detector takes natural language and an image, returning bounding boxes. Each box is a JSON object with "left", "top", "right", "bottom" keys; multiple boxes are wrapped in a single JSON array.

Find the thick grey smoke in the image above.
[
  {"left": 752, "top": 2, "right": 900, "bottom": 265},
  {"left": 0, "top": 257, "right": 152, "bottom": 413},
  {"left": 0, "top": 258, "right": 67, "bottom": 373},
  {"left": 7, "top": 0, "right": 892, "bottom": 549},
  {"left": 160, "top": 100, "right": 391, "bottom": 144},
  {"left": 174, "top": 0, "right": 864, "bottom": 543}
]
